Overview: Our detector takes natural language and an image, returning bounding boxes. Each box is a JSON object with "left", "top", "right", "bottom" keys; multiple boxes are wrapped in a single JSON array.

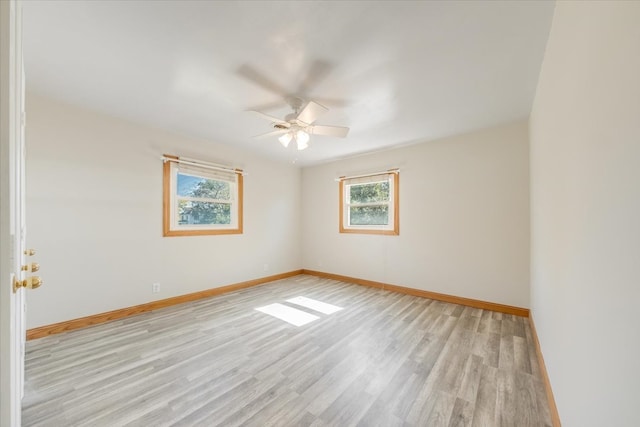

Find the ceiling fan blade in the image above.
[
  {"left": 253, "top": 129, "right": 289, "bottom": 139},
  {"left": 245, "top": 100, "right": 289, "bottom": 112},
  {"left": 249, "top": 110, "right": 287, "bottom": 124},
  {"left": 312, "top": 97, "right": 350, "bottom": 108},
  {"left": 237, "top": 64, "right": 289, "bottom": 97},
  {"left": 309, "top": 125, "right": 350, "bottom": 138},
  {"left": 297, "top": 60, "right": 332, "bottom": 95},
  {"left": 296, "top": 101, "right": 328, "bottom": 125}
]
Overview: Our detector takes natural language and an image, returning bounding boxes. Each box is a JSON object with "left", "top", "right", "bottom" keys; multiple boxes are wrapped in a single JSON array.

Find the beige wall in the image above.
[
  {"left": 530, "top": 2, "right": 640, "bottom": 426},
  {"left": 302, "top": 121, "right": 530, "bottom": 308},
  {"left": 25, "top": 93, "right": 302, "bottom": 328},
  {"left": 26, "top": 93, "right": 531, "bottom": 330}
]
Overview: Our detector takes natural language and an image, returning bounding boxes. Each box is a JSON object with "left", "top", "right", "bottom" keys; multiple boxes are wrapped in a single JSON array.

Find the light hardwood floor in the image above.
[{"left": 23, "top": 275, "right": 552, "bottom": 426}]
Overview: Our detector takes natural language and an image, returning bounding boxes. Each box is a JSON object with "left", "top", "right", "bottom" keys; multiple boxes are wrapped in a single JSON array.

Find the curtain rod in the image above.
[
  {"left": 335, "top": 168, "right": 399, "bottom": 182},
  {"left": 162, "top": 155, "right": 245, "bottom": 175}
]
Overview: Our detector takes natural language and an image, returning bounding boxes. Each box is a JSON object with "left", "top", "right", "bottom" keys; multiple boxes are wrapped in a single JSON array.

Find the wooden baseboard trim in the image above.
[
  {"left": 27, "top": 268, "right": 530, "bottom": 339},
  {"left": 26, "top": 269, "right": 303, "bottom": 340},
  {"left": 528, "top": 315, "right": 562, "bottom": 426},
  {"left": 301, "top": 269, "right": 530, "bottom": 317}
]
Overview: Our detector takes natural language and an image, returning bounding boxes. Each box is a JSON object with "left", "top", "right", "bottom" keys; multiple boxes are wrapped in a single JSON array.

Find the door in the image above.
[{"left": 1, "top": 1, "right": 31, "bottom": 426}]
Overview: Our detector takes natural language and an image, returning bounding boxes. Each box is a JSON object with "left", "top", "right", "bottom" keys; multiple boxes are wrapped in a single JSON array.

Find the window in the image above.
[
  {"left": 163, "top": 156, "right": 243, "bottom": 236},
  {"left": 339, "top": 171, "right": 399, "bottom": 235}
]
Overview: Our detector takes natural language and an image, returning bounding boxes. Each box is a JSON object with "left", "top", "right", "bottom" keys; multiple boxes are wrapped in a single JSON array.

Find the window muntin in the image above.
[
  {"left": 163, "top": 158, "right": 243, "bottom": 236},
  {"left": 340, "top": 172, "right": 399, "bottom": 235}
]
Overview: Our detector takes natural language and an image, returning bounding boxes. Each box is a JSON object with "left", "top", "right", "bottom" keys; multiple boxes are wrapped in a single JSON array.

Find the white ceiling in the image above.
[{"left": 22, "top": 1, "right": 554, "bottom": 166}]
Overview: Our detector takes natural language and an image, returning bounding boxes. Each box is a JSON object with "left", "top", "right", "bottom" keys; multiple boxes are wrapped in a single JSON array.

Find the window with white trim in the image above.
[
  {"left": 163, "top": 156, "right": 243, "bottom": 236},
  {"left": 339, "top": 172, "right": 399, "bottom": 235}
]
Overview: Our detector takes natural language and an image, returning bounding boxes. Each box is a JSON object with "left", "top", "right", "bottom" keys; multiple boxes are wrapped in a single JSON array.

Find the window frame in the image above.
[
  {"left": 163, "top": 156, "right": 243, "bottom": 237},
  {"left": 339, "top": 172, "right": 399, "bottom": 235}
]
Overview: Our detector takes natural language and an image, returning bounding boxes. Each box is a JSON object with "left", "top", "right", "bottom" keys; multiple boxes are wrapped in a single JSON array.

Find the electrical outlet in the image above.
[
  {"left": 263, "top": 263, "right": 269, "bottom": 272},
  {"left": 152, "top": 283, "right": 160, "bottom": 293}
]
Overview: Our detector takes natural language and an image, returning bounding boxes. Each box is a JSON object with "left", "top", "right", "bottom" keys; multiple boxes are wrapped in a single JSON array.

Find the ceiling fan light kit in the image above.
[
  {"left": 251, "top": 98, "right": 349, "bottom": 151},
  {"left": 296, "top": 130, "right": 310, "bottom": 150},
  {"left": 277, "top": 127, "right": 310, "bottom": 150},
  {"left": 278, "top": 132, "right": 292, "bottom": 148}
]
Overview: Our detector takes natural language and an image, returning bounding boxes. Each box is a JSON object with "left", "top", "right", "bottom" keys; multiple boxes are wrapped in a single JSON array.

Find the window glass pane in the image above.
[
  {"left": 349, "top": 206, "right": 389, "bottom": 225},
  {"left": 177, "top": 173, "right": 231, "bottom": 200},
  {"left": 178, "top": 200, "right": 231, "bottom": 225},
  {"left": 349, "top": 181, "right": 389, "bottom": 204}
]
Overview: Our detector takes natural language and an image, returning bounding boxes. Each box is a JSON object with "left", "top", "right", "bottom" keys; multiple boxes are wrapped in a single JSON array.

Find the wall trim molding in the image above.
[
  {"left": 28, "top": 268, "right": 531, "bottom": 332},
  {"left": 528, "top": 315, "right": 562, "bottom": 426},
  {"left": 302, "top": 269, "right": 530, "bottom": 317},
  {"left": 26, "top": 270, "right": 303, "bottom": 340}
]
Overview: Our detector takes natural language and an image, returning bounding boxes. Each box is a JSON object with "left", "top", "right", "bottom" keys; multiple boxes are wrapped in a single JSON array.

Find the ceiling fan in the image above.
[{"left": 251, "top": 97, "right": 349, "bottom": 151}]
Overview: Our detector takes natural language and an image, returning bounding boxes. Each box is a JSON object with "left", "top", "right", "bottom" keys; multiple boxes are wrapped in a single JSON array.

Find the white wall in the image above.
[
  {"left": 302, "top": 121, "right": 530, "bottom": 308},
  {"left": 530, "top": 2, "right": 640, "bottom": 426},
  {"left": 25, "top": 93, "right": 302, "bottom": 329}
]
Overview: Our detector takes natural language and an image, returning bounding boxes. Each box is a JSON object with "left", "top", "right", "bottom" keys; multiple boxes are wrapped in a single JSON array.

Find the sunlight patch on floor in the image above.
[
  {"left": 286, "top": 296, "right": 343, "bottom": 314},
  {"left": 255, "top": 303, "right": 319, "bottom": 326}
]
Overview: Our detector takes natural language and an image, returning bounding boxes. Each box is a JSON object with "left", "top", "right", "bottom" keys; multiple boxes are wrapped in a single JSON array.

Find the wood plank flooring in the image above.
[{"left": 22, "top": 275, "right": 552, "bottom": 426}]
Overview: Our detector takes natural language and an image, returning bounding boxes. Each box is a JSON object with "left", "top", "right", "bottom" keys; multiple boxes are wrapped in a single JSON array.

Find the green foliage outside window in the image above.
[
  {"left": 178, "top": 175, "right": 232, "bottom": 225},
  {"left": 349, "top": 181, "right": 389, "bottom": 203},
  {"left": 350, "top": 206, "right": 389, "bottom": 225},
  {"left": 348, "top": 181, "right": 390, "bottom": 225}
]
